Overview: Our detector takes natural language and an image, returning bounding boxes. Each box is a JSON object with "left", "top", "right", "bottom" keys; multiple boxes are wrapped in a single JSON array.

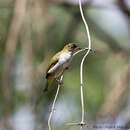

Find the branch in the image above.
[
  {"left": 79, "top": 0, "right": 91, "bottom": 128},
  {"left": 67, "top": 0, "right": 92, "bottom": 129},
  {"left": 48, "top": 75, "right": 64, "bottom": 130}
]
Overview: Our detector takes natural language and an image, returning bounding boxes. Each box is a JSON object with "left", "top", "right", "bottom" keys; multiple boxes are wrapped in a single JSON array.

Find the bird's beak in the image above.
[{"left": 75, "top": 46, "right": 81, "bottom": 51}]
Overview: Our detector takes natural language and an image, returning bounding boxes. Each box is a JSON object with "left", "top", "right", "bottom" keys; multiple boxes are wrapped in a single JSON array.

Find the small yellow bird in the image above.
[{"left": 44, "top": 43, "right": 81, "bottom": 92}]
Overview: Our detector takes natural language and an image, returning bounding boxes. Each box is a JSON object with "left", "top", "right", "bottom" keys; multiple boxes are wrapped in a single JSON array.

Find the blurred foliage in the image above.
[{"left": 0, "top": 0, "right": 130, "bottom": 130}]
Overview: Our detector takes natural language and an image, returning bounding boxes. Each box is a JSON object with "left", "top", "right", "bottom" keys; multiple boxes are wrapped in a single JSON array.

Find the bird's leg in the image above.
[
  {"left": 56, "top": 78, "right": 63, "bottom": 85},
  {"left": 55, "top": 72, "right": 64, "bottom": 85}
]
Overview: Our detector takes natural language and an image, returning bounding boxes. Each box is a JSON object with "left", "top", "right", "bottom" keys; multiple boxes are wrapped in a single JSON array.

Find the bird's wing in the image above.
[{"left": 46, "top": 51, "right": 61, "bottom": 74}]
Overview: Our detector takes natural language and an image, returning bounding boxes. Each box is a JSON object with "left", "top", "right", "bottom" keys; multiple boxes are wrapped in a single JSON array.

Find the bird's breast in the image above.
[
  {"left": 47, "top": 52, "right": 72, "bottom": 78},
  {"left": 59, "top": 52, "right": 72, "bottom": 68}
]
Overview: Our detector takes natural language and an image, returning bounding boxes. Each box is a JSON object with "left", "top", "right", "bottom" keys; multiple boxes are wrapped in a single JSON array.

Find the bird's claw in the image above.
[
  {"left": 56, "top": 78, "right": 63, "bottom": 85},
  {"left": 59, "top": 81, "right": 63, "bottom": 85}
]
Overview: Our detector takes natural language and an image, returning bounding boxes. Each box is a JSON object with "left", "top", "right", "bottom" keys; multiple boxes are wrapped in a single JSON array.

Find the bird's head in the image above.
[{"left": 63, "top": 43, "right": 81, "bottom": 54}]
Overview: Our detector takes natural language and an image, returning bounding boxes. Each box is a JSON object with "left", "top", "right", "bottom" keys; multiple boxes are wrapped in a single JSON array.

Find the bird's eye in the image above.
[{"left": 71, "top": 44, "right": 77, "bottom": 49}]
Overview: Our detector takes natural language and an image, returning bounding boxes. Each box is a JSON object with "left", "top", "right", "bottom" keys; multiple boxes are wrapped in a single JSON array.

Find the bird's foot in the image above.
[
  {"left": 56, "top": 78, "right": 63, "bottom": 85},
  {"left": 59, "top": 80, "right": 63, "bottom": 85}
]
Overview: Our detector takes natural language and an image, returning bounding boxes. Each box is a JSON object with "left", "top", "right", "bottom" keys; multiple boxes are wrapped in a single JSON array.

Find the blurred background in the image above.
[{"left": 0, "top": 0, "right": 130, "bottom": 130}]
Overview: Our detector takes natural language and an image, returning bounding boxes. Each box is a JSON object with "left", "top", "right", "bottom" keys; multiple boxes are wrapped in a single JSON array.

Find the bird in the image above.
[{"left": 43, "top": 43, "right": 81, "bottom": 92}]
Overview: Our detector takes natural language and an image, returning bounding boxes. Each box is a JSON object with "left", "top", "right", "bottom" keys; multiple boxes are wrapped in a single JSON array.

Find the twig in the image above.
[
  {"left": 48, "top": 75, "right": 64, "bottom": 130},
  {"left": 74, "top": 48, "right": 93, "bottom": 56},
  {"left": 67, "top": 0, "right": 92, "bottom": 128},
  {"left": 78, "top": 0, "right": 91, "bottom": 129},
  {"left": 66, "top": 122, "right": 87, "bottom": 126}
]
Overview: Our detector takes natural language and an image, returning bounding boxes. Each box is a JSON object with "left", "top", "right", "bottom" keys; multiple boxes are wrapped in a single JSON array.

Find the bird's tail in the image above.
[
  {"left": 43, "top": 81, "right": 49, "bottom": 92},
  {"left": 43, "top": 76, "right": 54, "bottom": 92}
]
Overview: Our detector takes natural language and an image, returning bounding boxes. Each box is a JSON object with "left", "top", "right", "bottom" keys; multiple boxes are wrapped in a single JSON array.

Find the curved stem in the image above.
[
  {"left": 48, "top": 75, "right": 64, "bottom": 130},
  {"left": 78, "top": 0, "right": 92, "bottom": 127}
]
